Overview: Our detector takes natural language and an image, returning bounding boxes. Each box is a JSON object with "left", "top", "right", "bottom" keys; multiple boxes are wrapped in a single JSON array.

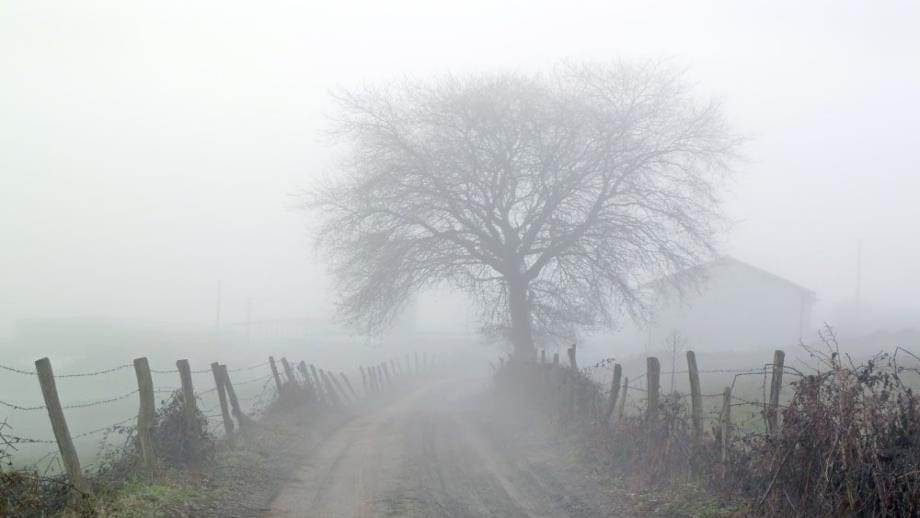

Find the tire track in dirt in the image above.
[{"left": 269, "top": 372, "right": 633, "bottom": 517}]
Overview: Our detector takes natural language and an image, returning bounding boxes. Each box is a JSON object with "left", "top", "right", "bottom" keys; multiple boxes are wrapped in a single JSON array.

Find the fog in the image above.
[{"left": 3, "top": 0, "right": 920, "bottom": 348}]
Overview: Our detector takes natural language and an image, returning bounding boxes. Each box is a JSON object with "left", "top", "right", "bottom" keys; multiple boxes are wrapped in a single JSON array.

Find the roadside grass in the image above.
[
  {"left": 81, "top": 405, "right": 343, "bottom": 516},
  {"left": 632, "top": 480, "right": 741, "bottom": 518},
  {"left": 90, "top": 475, "right": 209, "bottom": 517}
]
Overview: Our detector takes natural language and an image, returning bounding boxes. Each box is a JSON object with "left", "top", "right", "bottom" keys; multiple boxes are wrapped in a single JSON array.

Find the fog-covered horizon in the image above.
[{"left": 3, "top": 1, "right": 920, "bottom": 343}]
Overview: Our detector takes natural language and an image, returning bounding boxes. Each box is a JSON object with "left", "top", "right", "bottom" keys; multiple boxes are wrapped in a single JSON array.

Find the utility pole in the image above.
[
  {"left": 246, "top": 297, "right": 253, "bottom": 347},
  {"left": 215, "top": 280, "right": 222, "bottom": 351},
  {"left": 855, "top": 240, "right": 863, "bottom": 332}
]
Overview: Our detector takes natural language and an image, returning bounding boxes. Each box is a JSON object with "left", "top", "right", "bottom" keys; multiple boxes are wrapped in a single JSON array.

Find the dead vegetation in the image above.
[{"left": 496, "top": 332, "right": 920, "bottom": 517}]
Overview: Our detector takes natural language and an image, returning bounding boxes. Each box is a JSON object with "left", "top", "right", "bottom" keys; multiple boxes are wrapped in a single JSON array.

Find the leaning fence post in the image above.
[
  {"left": 176, "top": 359, "right": 198, "bottom": 421},
  {"left": 567, "top": 344, "right": 578, "bottom": 371},
  {"left": 281, "top": 357, "right": 299, "bottom": 389},
  {"left": 340, "top": 372, "right": 359, "bottom": 400},
  {"left": 220, "top": 365, "right": 252, "bottom": 429},
  {"left": 359, "top": 366, "right": 369, "bottom": 396},
  {"left": 330, "top": 372, "right": 351, "bottom": 404},
  {"left": 309, "top": 364, "right": 327, "bottom": 404},
  {"left": 646, "top": 357, "right": 660, "bottom": 423},
  {"left": 268, "top": 356, "right": 284, "bottom": 398},
  {"left": 210, "top": 362, "right": 234, "bottom": 435},
  {"left": 133, "top": 357, "right": 157, "bottom": 469},
  {"left": 320, "top": 370, "right": 342, "bottom": 406},
  {"left": 35, "top": 357, "right": 91, "bottom": 497},
  {"left": 687, "top": 351, "right": 703, "bottom": 452},
  {"left": 767, "top": 349, "right": 785, "bottom": 435},
  {"left": 297, "top": 361, "right": 316, "bottom": 402},
  {"left": 721, "top": 386, "right": 732, "bottom": 479},
  {"left": 382, "top": 363, "right": 393, "bottom": 387},
  {"left": 605, "top": 363, "right": 622, "bottom": 424},
  {"left": 617, "top": 376, "right": 629, "bottom": 420}
]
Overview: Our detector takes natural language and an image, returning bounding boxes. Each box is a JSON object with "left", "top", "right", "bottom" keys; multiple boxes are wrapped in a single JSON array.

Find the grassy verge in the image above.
[{"left": 85, "top": 407, "right": 350, "bottom": 517}]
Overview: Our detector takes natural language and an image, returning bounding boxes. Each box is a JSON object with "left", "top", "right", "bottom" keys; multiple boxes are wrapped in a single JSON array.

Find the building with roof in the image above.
[{"left": 641, "top": 256, "right": 817, "bottom": 352}]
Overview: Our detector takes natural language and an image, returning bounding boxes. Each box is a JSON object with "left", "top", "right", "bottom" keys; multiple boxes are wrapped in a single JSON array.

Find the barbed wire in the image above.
[
  {"left": 73, "top": 415, "right": 136, "bottom": 439},
  {"left": 0, "top": 399, "right": 47, "bottom": 412},
  {"left": 57, "top": 364, "right": 134, "bottom": 378},
  {"left": 4, "top": 434, "right": 57, "bottom": 445},
  {"left": 62, "top": 389, "right": 139, "bottom": 410},
  {"left": 2, "top": 415, "right": 137, "bottom": 447},
  {"left": 150, "top": 360, "right": 270, "bottom": 376},
  {"left": 229, "top": 361, "right": 270, "bottom": 373},
  {"left": 0, "top": 389, "right": 140, "bottom": 413},
  {"left": 228, "top": 373, "right": 273, "bottom": 386},
  {"left": 0, "top": 364, "right": 39, "bottom": 376},
  {"left": 0, "top": 361, "right": 135, "bottom": 378}
]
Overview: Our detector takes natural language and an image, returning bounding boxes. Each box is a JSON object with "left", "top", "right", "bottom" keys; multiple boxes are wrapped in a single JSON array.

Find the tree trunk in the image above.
[{"left": 507, "top": 277, "right": 536, "bottom": 360}]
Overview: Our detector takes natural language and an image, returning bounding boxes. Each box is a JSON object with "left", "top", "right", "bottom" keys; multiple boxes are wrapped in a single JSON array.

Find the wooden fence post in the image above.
[
  {"left": 309, "top": 364, "right": 327, "bottom": 405},
  {"left": 617, "top": 376, "right": 629, "bottom": 421},
  {"left": 767, "top": 349, "right": 785, "bottom": 435},
  {"left": 320, "top": 370, "right": 342, "bottom": 406},
  {"left": 721, "top": 386, "right": 732, "bottom": 480},
  {"left": 268, "top": 356, "right": 284, "bottom": 398},
  {"left": 381, "top": 363, "right": 392, "bottom": 387},
  {"left": 605, "top": 364, "right": 622, "bottom": 424},
  {"left": 133, "top": 357, "right": 157, "bottom": 469},
  {"left": 221, "top": 364, "right": 252, "bottom": 428},
  {"left": 686, "top": 351, "right": 703, "bottom": 452},
  {"left": 297, "top": 361, "right": 317, "bottom": 402},
  {"left": 567, "top": 344, "right": 578, "bottom": 370},
  {"left": 330, "top": 372, "right": 351, "bottom": 404},
  {"left": 359, "top": 366, "right": 369, "bottom": 396},
  {"left": 35, "top": 358, "right": 91, "bottom": 497},
  {"left": 646, "top": 357, "right": 660, "bottom": 423},
  {"left": 176, "top": 359, "right": 198, "bottom": 420},
  {"left": 340, "top": 372, "right": 359, "bottom": 400},
  {"left": 280, "top": 357, "right": 298, "bottom": 389},
  {"left": 210, "top": 362, "right": 234, "bottom": 435}
]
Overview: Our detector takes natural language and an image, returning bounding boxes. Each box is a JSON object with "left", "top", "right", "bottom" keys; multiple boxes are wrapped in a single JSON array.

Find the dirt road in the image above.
[{"left": 269, "top": 372, "right": 632, "bottom": 518}]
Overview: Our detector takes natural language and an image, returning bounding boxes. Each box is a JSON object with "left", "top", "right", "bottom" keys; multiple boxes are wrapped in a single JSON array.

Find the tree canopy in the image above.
[{"left": 310, "top": 61, "right": 739, "bottom": 357}]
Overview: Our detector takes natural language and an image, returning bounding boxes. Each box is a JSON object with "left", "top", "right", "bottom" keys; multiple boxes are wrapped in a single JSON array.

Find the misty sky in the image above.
[{"left": 2, "top": 1, "right": 919, "bottom": 338}]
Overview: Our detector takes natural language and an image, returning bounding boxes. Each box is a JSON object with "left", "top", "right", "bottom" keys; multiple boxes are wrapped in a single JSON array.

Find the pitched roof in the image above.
[{"left": 647, "top": 255, "right": 817, "bottom": 302}]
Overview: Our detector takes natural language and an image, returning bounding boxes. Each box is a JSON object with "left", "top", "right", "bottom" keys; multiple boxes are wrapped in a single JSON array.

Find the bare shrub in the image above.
[
  {"left": 749, "top": 334, "right": 920, "bottom": 516},
  {"left": 151, "top": 391, "right": 214, "bottom": 467},
  {"left": 494, "top": 332, "right": 920, "bottom": 517}
]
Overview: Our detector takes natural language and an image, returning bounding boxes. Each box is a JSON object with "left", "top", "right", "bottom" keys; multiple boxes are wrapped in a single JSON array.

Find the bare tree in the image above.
[
  {"left": 309, "top": 61, "right": 739, "bottom": 359},
  {"left": 665, "top": 331, "right": 688, "bottom": 392}
]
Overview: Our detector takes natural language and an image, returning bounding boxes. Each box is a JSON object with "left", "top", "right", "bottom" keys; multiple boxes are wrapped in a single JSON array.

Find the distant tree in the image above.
[{"left": 309, "top": 61, "right": 739, "bottom": 359}]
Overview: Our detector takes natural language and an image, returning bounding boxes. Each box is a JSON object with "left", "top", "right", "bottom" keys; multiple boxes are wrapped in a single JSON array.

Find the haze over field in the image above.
[{"left": 2, "top": 0, "right": 920, "bottom": 345}]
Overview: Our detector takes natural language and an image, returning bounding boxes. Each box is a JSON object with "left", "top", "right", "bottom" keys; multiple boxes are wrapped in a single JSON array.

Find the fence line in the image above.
[{"left": 0, "top": 348, "right": 441, "bottom": 499}]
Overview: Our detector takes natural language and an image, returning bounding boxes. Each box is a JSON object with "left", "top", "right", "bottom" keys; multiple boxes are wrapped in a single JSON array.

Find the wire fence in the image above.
[
  {"left": 0, "top": 356, "right": 281, "bottom": 472},
  {"left": 570, "top": 352, "right": 830, "bottom": 432}
]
